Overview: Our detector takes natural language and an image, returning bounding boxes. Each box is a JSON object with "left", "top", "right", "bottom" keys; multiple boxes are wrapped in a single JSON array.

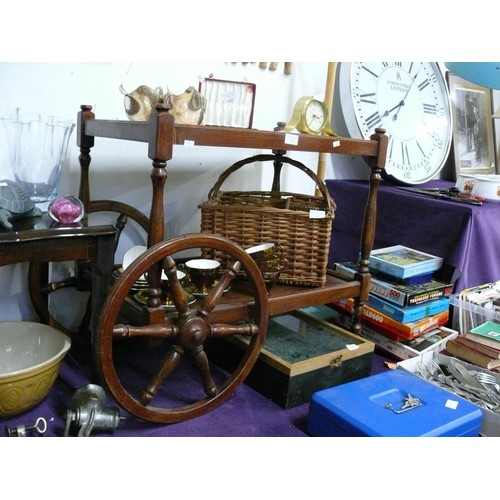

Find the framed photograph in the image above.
[{"left": 447, "top": 72, "right": 496, "bottom": 179}]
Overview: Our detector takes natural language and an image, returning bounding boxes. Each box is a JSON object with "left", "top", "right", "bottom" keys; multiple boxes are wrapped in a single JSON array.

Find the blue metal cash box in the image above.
[{"left": 307, "top": 369, "right": 483, "bottom": 437}]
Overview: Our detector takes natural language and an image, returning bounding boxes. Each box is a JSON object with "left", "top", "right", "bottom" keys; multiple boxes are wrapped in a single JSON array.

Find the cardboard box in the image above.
[
  {"left": 398, "top": 351, "right": 499, "bottom": 437},
  {"left": 307, "top": 368, "right": 483, "bottom": 437},
  {"left": 324, "top": 303, "right": 459, "bottom": 360},
  {"left": 357, "top": 323, "right": 458, "bottom": 361},
  {"left": 209, "top": 309, "right": 374, "bottom": 408}
]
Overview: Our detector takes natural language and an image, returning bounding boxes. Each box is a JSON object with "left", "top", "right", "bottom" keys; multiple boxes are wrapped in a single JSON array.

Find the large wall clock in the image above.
[{"left": 338, "top": 62, "right": 452, "bottom": 185}]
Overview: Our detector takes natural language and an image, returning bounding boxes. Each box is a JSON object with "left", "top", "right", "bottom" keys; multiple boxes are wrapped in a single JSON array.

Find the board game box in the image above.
[{"left": 369, "top": 245, "right": 443, "bottom": 279}]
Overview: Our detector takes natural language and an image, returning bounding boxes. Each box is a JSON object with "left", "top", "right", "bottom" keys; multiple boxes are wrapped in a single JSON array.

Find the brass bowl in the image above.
[{"left": 0, "top": 322, "right": 71, "bottom": 417}]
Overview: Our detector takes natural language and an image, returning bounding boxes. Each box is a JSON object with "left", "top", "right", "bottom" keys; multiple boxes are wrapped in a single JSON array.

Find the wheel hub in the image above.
[{"left": 178, "top": 316, "right": 210, "bottom": 350}]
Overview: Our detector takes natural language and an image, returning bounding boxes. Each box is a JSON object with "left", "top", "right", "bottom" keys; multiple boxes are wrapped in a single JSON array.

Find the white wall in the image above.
[
  {"left": 2, "top": 62, "right": 497, "bottom": 326},
  {"left": 0, "top": 62, "right": 355, "bottom": 324}
]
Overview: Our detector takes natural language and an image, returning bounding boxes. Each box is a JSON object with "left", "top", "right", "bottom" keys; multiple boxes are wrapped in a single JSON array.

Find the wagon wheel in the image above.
[
  {"left": 96, "top": 233, "right": 269, "bottom": 424},
  {"left": 27, "top": 200, "right": 149, "bottom": 338}
]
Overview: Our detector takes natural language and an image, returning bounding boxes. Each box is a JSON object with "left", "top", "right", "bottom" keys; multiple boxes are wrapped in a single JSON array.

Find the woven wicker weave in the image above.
[{"left": 199, "top": 154, "right": 336, "bottom": 287}]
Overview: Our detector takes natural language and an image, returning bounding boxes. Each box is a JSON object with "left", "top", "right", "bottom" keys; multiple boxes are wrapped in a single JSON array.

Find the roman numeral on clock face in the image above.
[
  {"left": 423, "top": 103, "right": 445, "bottom": 117},
  {"left": 418, "top": 79, "right": 430, "bottom": 92},
  {"left": 423, "top": 103, "right": 437, "bottom": 114},
  {"left": 389, "top": 137, "right": 411, "bottom": 165},
  {"left": 364, "top": 111, "right": 382, "bottom": 130},
  {"left": 362, "top": 65, "right": 378, "bottom": 79},
  {"left": 341, "top": 62, "right": 452, "bottom": 184},
  {"left": 360, "top": 92, "right": 376, "bottom": 105},
  {"left": 389, "top": 137, "right": 426, "bottom": 165},
  {"left": 416, "top": 139, "right": 425, "bottom": 157},
  {"left": 401, "top": 142, "right": 410, "bottom": 165}
]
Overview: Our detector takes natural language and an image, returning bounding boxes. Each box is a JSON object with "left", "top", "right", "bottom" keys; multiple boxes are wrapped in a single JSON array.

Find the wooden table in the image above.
[{"left": 0, "top": 212, "right": 117, "bottom": 357}]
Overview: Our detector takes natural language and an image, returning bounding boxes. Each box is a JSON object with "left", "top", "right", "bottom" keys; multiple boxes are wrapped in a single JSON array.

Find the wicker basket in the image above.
[{"left": 199, "top": 154, "right": 336, "bottom": 287}]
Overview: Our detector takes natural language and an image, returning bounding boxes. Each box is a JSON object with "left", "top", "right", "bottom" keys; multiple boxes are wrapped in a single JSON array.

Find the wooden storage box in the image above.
[
  {"left": 208, "top": 309, "right": 374, "bottom": 408},
  {"left": 200, "top": 154, "right": 336, "bottom": 287}
]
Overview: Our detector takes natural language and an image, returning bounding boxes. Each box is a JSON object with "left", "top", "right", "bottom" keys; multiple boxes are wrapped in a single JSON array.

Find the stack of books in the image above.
[
  {"left": 445, "top": 321, "right": 500, "bottom": 371},
  {"left": 330, "top": 245, "right": 456, "bottom": 360}
]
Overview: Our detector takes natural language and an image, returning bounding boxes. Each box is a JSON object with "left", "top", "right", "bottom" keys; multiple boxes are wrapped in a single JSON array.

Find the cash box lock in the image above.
[{"left": 330, "top": 355, "right": 343, "bottom": 369}]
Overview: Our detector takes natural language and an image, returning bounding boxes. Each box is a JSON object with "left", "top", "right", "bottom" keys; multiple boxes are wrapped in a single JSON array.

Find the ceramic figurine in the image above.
[
  {"left": 120, "top": 84, "right": 164, "bottom": 122},
  {"left": 164, "top": 86, "right": 206, "bottom": 125},
  {"left": 0, "top": 179, "right": 42, "bottom": 230},
  {"left": 120, "top": 84, "right": 206, "bottom": 124}
]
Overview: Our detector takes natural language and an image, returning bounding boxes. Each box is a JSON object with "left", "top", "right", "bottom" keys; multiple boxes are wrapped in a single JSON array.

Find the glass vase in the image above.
[{"left": 1, "top": 112, "right": 75, "bottom": 207}]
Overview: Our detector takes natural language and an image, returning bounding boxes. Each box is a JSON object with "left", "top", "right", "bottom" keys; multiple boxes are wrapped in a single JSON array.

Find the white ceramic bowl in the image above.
[
  {"left": 0, "top": 322, "right": 71, "bottom": 417},
  {"left": 456, "top": 174, "right": 500, "bottom": 201}
]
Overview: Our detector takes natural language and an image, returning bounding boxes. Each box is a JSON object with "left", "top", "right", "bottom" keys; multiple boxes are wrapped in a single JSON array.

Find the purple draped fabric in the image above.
[
  {"left": 1, "top": 340, "right": 389, "bottom": 438},
  {"left": 326, "top": 179, "right": 500, "bottom": 294}
]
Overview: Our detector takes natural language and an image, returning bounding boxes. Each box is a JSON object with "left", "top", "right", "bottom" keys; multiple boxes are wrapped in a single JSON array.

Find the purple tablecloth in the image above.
[
  {"left": 0, "top": 342, "right": 309, "bottom": 437},
  {"left": 1, "top": 338, "right": 390, "bottom": 438},
  {"left": 326, "top": 179, "right": 500, "bottom": 293}
]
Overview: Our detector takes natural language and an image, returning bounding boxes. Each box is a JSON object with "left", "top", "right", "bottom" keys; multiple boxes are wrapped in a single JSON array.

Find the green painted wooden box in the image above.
[{"left": 209, "top": 308, "right": 375, "bottom": 408}]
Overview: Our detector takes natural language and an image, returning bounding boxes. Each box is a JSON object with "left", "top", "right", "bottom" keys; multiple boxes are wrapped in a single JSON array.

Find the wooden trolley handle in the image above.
[{"left": 207, "top": 154, "right": 335, "bottom": 211}]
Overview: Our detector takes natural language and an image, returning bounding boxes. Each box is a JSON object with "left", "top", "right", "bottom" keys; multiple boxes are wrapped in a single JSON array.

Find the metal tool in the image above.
[
  {"left": 63, "top": 384, "right": 124, "bottom": 437},
  {"left": 6, "top": 417, "right": 47, "bottom": 437},
  {"left": 398, "top": 187, "right": 483, "bottom": 205}
]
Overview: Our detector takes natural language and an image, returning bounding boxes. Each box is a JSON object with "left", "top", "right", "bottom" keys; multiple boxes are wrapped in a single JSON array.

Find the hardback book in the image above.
[
  {"left": 330, "top": 298, "right": 450, "bottom": 341},
  {"left": 464, "top": 332, "right": 500, "bottom": 350},
  {"left": 445, "top": 338, "right": 500, "bottom": 371},
  {"left": 366, "top": 294, "right": 450, "bottom": 324},
  {"left": 332, "top": 262, "right": 453, "bottom": 307},
  {"left": 368, "top": 245, "right": 443, "bottom": 279},
  {"left": 452, "top": 337, "right": 500, "bottom": 360},
  {"left": 470, "top": 321, "right": 500, "bottom": 342}
]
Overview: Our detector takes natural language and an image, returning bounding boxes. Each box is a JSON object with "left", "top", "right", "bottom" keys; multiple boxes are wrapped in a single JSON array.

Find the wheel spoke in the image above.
[
  {"left": 139, "top": 345, "right": 184, "bottom": 406},
  {"left": 210, "top": 322, "right": 260, "bottom": 338},
  {"left": 112, "top": 323, "right": 178, "bottom": 339},
  {"left": 189, "top": 346, "right": 217, "bottom": 397},
  {"left": 162, "top": 256, "right": 190, "bottom": 314},
  {"left": 200, "top": 260, "right": 241, "bottom": 314},
  {"left": 97, "top": 233, "right": 268, "bottom": 423}
]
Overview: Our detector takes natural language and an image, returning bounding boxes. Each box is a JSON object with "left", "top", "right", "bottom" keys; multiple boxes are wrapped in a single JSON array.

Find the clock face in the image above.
[
  {"left": 304, "top": 99, "right": 327, "bottom": 134},
  {"left": 339, "top": 62, "right": 452, "bottom": 184}
]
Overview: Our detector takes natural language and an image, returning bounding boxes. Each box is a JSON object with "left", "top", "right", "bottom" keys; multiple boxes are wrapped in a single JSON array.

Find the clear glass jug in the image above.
[{"left": 1, "top": 112, "right": 75, "bottom": 206}]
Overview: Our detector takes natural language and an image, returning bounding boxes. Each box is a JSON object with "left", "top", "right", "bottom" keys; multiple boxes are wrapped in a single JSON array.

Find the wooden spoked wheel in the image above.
[
  {"left": 96, "top": 233, "right": 269, "bottom": 424},
  {"left": 27, "top": 200, "right": 149, "bottom": 338}
]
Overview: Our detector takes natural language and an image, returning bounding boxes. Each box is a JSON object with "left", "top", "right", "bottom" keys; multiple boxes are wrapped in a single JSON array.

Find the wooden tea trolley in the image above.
[{"left": 38, "top": 104, "right": 388, "bottom": 424}]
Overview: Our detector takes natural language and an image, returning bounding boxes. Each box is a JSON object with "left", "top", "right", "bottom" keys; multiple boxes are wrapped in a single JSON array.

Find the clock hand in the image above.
[
  {"left": 393, "top": 101, "right": 405, "bottom": 121},
  {"left": 382, "top": 65, "right": 426, "bottom": 121},
  {"left": 393, "top": 65, "right": 424, "bottom": 119},
  {"left": 382, "top": 100, "right": 404, "bottom": 118}
]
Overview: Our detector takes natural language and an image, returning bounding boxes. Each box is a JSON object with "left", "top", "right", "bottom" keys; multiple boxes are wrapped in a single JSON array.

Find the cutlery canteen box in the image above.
[
  {"left": 307, "top": 368, "right": 483, "bottom": 437},
  {"left": 207, "top": 309, "right": 374, "bottom": 408}
]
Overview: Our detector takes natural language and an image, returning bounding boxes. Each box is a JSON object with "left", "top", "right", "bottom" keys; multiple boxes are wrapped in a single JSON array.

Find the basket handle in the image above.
[{"left": 207, "top": 153, "right": 333, "bottom": 207}]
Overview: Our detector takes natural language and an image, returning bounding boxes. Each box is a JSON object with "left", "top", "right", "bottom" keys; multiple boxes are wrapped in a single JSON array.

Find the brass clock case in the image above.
[{"left": 284, "top": 96, "right": 334, "bottom": 135}]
